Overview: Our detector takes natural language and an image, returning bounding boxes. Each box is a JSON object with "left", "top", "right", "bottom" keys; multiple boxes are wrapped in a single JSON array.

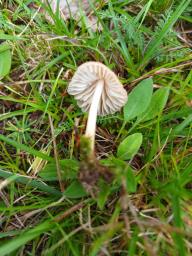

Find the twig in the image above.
[{"left": 54, "top": 201, "right": 84, "bottom": 222}]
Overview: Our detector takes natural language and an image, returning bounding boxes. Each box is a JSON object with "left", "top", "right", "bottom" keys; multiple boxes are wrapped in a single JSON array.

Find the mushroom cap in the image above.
[{"left": 67, "top": 62, "right": 128, "bottom": 116}]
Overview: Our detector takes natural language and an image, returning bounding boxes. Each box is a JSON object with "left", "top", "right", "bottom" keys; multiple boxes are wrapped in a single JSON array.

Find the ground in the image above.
[{"left": 0, "top": 0, "right": 192, "bottom": 255}]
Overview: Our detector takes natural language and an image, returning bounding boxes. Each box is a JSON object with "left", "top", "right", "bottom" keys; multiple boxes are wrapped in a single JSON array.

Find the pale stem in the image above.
[{"left": 85, "top": 80, "right": 104, "bottom": 152}]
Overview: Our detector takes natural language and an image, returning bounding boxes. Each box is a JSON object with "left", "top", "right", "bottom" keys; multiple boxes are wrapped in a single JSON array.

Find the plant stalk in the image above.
[{"left": 85, "top": 80, "right": 104, "bottom": 153}]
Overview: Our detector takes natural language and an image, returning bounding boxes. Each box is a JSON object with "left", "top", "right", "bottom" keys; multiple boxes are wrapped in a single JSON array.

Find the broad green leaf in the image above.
[
  {"left": 124, "top": 78, "right": 153, "bottom": 121},
  {"left": 0, "top": 45, "right": 12, "bottom": 78},
  {"left": 0, "top": 43, "right": 10, "bottom": 53},
  {"left": 140, "top": 87, "right": 169, "bottom": 121},
  {"left": 117, "top": 133, "right": 143, "bottom": 160},
  {"left": 39, "top": 159, "right": 79, "bottom": 181},
  {"left": 125, "top": 166, "right": 137, "bottom": 193},
  {"left": 64, "top": 180, "right": 87, "bottom": 198}
]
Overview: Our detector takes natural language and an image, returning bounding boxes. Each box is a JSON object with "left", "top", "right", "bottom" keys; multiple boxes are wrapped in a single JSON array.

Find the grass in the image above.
[{"left": 0, "top": 0, "right": 192, "bottom": 255}]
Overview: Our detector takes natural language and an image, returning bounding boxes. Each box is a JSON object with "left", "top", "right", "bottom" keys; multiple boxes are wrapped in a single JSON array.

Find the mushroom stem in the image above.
[{"left": 85, "top": 79, "right": 104, "bottom": 152}]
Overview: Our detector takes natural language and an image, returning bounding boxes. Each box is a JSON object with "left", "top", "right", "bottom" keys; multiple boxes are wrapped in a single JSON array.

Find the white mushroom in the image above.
[{"left": 67, "top": 62, "right": 128, "bottom": 152}]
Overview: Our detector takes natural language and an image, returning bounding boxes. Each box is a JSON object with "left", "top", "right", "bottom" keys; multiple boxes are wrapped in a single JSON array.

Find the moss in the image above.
[
  {"left": 78, "top": 136, "right": 114, "bottom": 196},
  {"left": 79, "top": 135, "right": 92, "bottom": 161}
]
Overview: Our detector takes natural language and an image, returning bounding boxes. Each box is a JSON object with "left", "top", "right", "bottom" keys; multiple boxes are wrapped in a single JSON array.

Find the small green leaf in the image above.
[
  {"left": 39, "top": 159, "right": 79, "bottom": 181},
  {"left": 125, "top": 166, "right": 137, "bottom": 193},
  {"left": 0, "top": 45, "right": 12, "bottom": 78},
  {"left": 117, "top": 133, "right": 143, "bottom": 160},
  {"left": 0, "top": 43, "right": 10, "bottom": 53},
  {"left": 124, "top": 78, "right": 153, "bottom": 122},
  {"left": 103, "top": 157, "right": 137, "bottom": 193},
  {"left": 64, "top": 180, "right": 87, "bottom": 198},
  {"left": 140, "top": 87, "right": 169, "bottom": 121}
]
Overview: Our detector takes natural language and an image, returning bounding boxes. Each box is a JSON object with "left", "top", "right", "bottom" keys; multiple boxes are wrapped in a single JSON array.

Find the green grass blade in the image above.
[
  {"left": 139, "top": 0, "right": 191, "bottom": 69},
  {"left": 0, "top": 168, "right": 61, "bottom": 196},
  {"left": 0, "top": 33, "right": 24, "bottom": 40},
  {"left": 173, "top": 114, "right": 192, "bottom": 135},
  {"left": 0, "top": 220, "right": 54, "bottom": 256},
  {"left": 136, "top": 0, "right": 154, "bottom": 28},
  {"left": 0, "top": 96, "right": 58, "bottom": 120},
  {"left": 0, "top": 108, "right": 34, "bottom": 121},
  {"left": 108, "top": 2, "right": 135, "bottom": 70},
  {"left": 0, "top": 134, "right": 53, "bottom": 161},
  {"left": 172, "top": 192, "right": 186, "bottom": 256}
]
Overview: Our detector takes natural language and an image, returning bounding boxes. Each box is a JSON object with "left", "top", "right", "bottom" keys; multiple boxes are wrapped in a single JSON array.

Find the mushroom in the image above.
[{"left": 67, "top": 61, "right": 128, "bottom": 154}]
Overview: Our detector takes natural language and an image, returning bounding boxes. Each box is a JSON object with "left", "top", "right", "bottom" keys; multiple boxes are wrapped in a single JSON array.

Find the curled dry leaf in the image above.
[{"left": 42, "top": 0, "right": 102, "bottom": 31}]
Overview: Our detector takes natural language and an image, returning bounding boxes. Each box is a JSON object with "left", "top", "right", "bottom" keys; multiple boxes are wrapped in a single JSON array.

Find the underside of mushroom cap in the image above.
[{"left": 67, "top": 62, "right": 128, "bottom": 116}]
